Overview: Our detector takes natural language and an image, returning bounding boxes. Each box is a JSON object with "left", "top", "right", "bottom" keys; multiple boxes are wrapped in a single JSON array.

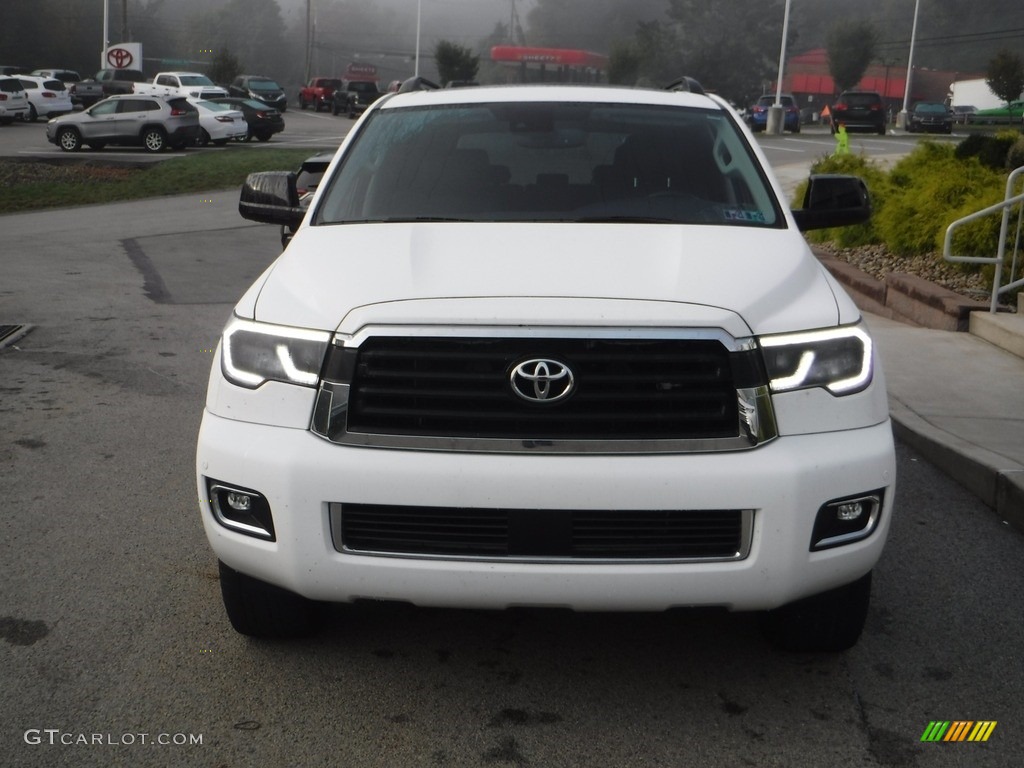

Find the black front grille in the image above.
[
  {"left": 344, "top": 337, "right": 740, "bottom": 441},
  {"left": 335, "top": 504, "right": 746, "bottom": 560}
]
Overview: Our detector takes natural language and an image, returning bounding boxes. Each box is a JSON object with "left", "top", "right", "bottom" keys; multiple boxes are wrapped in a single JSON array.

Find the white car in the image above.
[
  {"left": 17, "top": 75, "right": 73, "bottom": 121},
  {"left": 0, "top": 76, "right": 30, "bottom": 123},
  {"left": 188, "top": 99, "right": 248, "bottom": 145},
  {"left": 198, "top": 81, "right": 896, "bottom": 652}
]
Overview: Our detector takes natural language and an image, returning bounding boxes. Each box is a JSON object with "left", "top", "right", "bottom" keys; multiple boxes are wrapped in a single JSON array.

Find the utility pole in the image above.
[
  {"left": 897, "top": 0, "right": 921, "bottom": 130},
  {"left": 121, "top": 0, "right": 128, "bottom": 42},
  {"left": 304, "top": 0, "right": 313, "bottom": 83}
]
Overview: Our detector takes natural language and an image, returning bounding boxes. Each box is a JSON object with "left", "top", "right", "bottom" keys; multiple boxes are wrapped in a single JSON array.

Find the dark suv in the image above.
[
  {"left": 332, "top": 80, "right": 383, "bottom": 118},
  {"left": 831, "top": 91, "right": 886, "bottom": 135}
]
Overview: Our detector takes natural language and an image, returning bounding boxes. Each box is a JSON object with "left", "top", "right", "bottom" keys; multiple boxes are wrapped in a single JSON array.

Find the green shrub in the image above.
[
  {"left": 1007, "top": 137, "right": 1024, "bottom": 170},
  {"left": 875, "top": 141, "right": 1006, "bottom": 257},
  {"left": 954, "top": 132, "right": 1018, "bottom": 170}
]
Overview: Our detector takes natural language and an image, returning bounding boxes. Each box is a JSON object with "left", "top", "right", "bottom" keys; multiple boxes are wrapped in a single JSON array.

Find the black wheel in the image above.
[
  {"left": 299, "top": 97, "right": 307, "bottom": 110},
  {"left": 759, "top": 572, "right": 872, "bottom": 653},
  {"left": 256, "top": 132, "right": 271, "bottom": 142},
  {"left": 57, "top": 126, "right": 81, "bottom": 152},
  {"left": 212, "top": 138, "right": 229, "bottom": 146},
  {"left": 218, "top": 560, "right": 323, "bottom": 638},
  {"left": 28, "top": 104, "right": 38, "bottom": 122},
  {"left": 142, "top": 127, "right": 166, "bottom": 152},
  {"left": 196, "top": 128, "right": 211, "bottom": 147},
  {"left": 791, "top": 123, "right": 800, "bottom": 134}
]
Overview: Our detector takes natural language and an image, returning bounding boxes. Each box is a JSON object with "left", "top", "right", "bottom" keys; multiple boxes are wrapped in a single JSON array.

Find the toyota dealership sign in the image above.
[{"left": 105, "top": 43, "right": 142, "bottom": 70}]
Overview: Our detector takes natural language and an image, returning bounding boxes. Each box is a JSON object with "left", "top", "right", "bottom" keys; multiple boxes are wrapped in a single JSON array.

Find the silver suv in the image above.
[{"left": 46, "top": 94, "right": 199, "bottom": 152}]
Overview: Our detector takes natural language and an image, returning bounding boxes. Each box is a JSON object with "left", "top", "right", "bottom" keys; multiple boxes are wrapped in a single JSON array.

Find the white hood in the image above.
[{"left": 245, "top": 222, "right": 843, "bottom": 337}]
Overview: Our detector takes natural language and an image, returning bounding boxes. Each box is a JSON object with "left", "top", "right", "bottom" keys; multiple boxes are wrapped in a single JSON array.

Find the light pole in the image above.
[
  {"left": 414, "top": 0, "right": 422, "bottom": 77},
  {"left": 897, "top": 0, "right": 921, "bottom": 130},
  {"left": 100, "top": 0, "right": 110, "bottom": 69},
  {"left": 767, "top": 0, "right": 793, "bottom": 135}
]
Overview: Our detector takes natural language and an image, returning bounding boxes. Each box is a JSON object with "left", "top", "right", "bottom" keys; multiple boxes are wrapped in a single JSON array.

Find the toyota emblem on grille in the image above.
[{"left": 510, "top": 358, "right": 575, "bottom": 403}]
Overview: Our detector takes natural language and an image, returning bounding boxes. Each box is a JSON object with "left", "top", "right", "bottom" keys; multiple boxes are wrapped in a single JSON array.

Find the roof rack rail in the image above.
[
  {"left": 397, "top": 76, "right": 440, "bottom": 93},
  {"left": 665, "top": 77, "right": 706, "bottom": 95}
]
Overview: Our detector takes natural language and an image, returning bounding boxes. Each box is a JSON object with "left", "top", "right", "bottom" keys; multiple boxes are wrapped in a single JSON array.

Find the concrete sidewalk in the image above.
[{"left": 867, "top": 312, "right": 1024, "bottom": 532}]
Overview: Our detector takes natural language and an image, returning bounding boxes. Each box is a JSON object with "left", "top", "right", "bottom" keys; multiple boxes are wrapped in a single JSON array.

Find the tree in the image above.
[
  {"left": 664, "top": 0, "right": 786, "bottom": 104},
  {"left": 986, "top": 50, "right": 1024, "bottom": 106},
  {"left": 434, "top": 41, "right": 479, "bottom": 86},
  {"left": 826, "top": 20, "right": 878, "bottom": 93},
  {"left": 208, "top": 49, "right": 242, "bottom": 86}
]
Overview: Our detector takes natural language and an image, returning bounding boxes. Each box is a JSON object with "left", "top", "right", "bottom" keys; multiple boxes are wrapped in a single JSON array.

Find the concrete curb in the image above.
[{"left": 888, "top": 399, "right": 1024, "bottom": 533}]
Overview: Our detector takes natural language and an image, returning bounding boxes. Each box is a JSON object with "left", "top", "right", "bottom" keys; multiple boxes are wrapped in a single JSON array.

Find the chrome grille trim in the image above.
[{"left": 311, "top": 325, "right": 774, "bottom": 456}]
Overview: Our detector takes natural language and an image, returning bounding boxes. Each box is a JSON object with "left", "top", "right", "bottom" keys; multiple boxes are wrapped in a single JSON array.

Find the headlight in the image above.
[
  {"left": 221, "top": 316, "right": 330, "bottom": 389},
  {"left": 760, "top": 323, "right": 873, "bottom": 395}
]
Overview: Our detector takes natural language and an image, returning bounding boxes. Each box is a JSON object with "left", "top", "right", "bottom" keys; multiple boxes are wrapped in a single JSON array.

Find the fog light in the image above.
[
  {"left": 226, "top": 492, "right": 252, "bottom": 512},
  {"left": 810, "top": 491, "right": 883, "bottom": 551},
  {"left": 835, "top": 501, "right": 865, "bottom": 522},
  {"left": 206, "top": 479, "right": 276, "bottom": 541}
]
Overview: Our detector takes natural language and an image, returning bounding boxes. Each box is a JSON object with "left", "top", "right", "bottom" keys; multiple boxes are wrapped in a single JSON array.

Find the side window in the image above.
[
  {"left": 157, "top": 76, "right": 172, "bottom": 87},
  {"left": 20, "top": 80, "right": 37, "bottom": 91},
  {"left": 90, "top": 100, "right": 119, "bottom": 116}
]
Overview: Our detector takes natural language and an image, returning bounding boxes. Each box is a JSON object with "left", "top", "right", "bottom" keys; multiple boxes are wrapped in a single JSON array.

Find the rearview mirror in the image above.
[
  {"left": 239, "top": 172, "right": 306, "bottom": 229},
  {"left": 792, "top": 174, "right": 871, "bottom": 232}
]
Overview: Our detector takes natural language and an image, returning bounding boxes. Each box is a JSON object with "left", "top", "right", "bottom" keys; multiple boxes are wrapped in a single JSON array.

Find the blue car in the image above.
[{"left": 748, "top": 94, "right": 800, "bottom": 133}]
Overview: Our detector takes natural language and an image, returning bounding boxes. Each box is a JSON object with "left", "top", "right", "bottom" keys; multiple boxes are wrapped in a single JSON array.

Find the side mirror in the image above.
[
  {"left": 239, "top": 171, "right": 306, "bottom": 229},
  {"left": 792, "top": 174, "right": 872, "bottom": 232}
]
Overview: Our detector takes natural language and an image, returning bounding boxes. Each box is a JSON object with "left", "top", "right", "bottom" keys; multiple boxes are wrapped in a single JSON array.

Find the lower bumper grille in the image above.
[{"left": 330, "top": 503, "right": 752, "bottom": 562}]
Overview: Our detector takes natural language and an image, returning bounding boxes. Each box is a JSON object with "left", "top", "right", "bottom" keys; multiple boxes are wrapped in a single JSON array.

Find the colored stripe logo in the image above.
[{"left": 921, "top": 721, "right": 997, "bottom": 742}]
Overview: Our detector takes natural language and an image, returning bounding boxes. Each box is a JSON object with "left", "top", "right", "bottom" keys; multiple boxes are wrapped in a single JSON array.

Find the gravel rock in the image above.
[{"left": 815, "top": 242, "right": 996, "bottom": 304}]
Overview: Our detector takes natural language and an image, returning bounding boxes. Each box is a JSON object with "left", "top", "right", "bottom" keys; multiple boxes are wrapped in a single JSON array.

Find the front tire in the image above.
[
  {"left": 57, "top": 127, "right": 81, "bottom": 152},
  {"left": 759, "top": 572, "right": 872, "bottom": 653},
  {"left": 28, "top": 104, "right": 38, "bottom": 122},
  {"left": 142, "top": 127, "right": 166, "bottom": 152},
  {"left": 218, "top": 560, "right": 323, "bottom": 638}
]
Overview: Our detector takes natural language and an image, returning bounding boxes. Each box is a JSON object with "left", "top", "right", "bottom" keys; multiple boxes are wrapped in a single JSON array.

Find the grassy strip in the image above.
[{"left": 0, "top": 147, "right": 318, "bottom": 214}]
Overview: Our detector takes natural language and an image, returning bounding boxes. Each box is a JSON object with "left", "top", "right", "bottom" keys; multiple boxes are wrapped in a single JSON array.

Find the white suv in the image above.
[
  {"left": 198, "top": 81, "right": 895, "bottom": 651},
  {"left": 0, "top": 76, "right": 30, "bottom": 123}
]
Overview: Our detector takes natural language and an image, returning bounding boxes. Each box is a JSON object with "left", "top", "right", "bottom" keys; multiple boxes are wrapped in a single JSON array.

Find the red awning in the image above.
[{"left": 490, "top": 46, "right": 608, "bottom": 69}]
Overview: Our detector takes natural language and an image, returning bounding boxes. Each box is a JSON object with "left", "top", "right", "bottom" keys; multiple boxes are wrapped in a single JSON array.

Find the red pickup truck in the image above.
[{"left": 298, "top": 77, "right": 341, "bottom": 112}]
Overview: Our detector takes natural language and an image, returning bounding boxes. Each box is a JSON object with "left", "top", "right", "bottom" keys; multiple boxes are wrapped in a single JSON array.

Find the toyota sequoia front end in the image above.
[{"left": 197, "top": 82, "right": 895, "bottom": 651}]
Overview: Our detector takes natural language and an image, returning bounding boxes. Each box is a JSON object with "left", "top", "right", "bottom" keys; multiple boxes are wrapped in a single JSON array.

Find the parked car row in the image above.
[{"left": 41, "top": 91, "right": 284, "bottom": 152}]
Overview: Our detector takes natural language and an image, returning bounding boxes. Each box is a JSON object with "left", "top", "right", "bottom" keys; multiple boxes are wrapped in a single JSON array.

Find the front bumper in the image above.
[{"left": 197, "top": 411, "right": 895, "bottom": 612}]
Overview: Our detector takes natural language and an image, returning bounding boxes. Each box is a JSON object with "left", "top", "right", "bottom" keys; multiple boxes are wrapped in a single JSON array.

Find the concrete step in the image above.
[{"left": 969, "top": 294, "right": 1024, "bottom": 360}]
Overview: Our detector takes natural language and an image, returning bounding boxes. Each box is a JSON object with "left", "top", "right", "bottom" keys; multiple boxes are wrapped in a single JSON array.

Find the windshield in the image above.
[
  {"left": 315, "top": 101, "right": 782, "bottom": 227},
  {"left": 250, "top": 79, "right": 281, "bottom": 91}
]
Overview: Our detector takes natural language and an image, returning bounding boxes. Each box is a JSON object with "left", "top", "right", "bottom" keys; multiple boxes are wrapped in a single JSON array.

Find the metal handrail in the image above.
[{"left": 943, "top": 165, "right": 1024, "bottom": 312}]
